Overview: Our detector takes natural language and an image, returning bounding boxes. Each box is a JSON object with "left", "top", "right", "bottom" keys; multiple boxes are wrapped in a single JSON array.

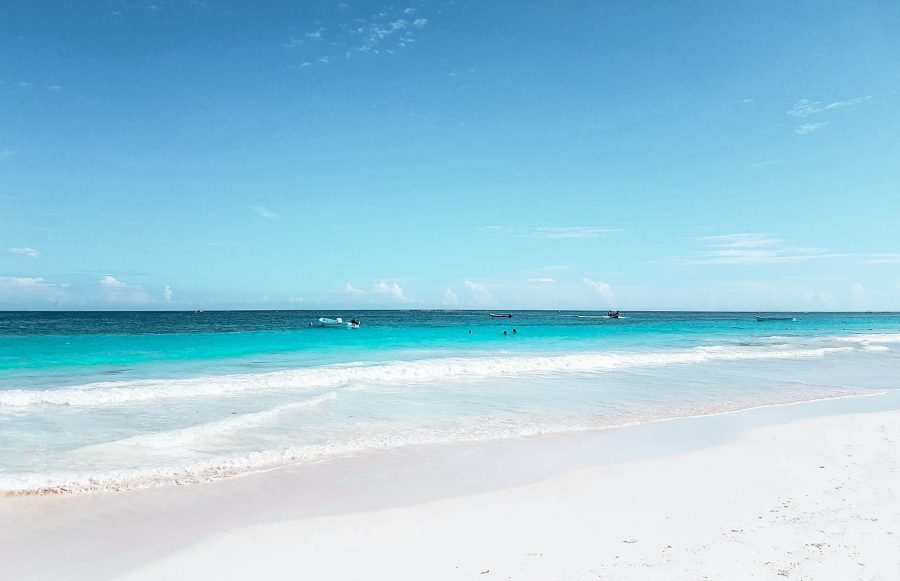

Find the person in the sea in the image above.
[
  {"left": 503, "top": 330, "right": 508, "bottom": 336},
  {"left": 512, "top": 328, "right": 517, "bottom": 334}
]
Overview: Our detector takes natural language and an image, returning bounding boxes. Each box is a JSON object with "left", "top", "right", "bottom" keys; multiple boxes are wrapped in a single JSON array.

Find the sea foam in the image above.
[{"left": 0, "top": 344, "right": 854, "bottom": 408}]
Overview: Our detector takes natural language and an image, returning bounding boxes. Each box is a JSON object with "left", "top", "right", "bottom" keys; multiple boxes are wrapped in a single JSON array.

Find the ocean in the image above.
[{"left": 1, "top": 310, "right": 898, "bottom": 494}]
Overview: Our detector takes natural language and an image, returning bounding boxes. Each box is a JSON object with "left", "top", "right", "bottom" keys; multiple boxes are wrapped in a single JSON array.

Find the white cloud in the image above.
[
  {"left": 796, "top": 122, "right": 828, "bottom": 134},
  {"left": 748, "top": 159, "right": 783, "bottom": 168},
  {"left": 442, "top": 288, "right": 458, "bottom": 306},
  {"left": 343, "top": 283, "right": 364, "bottom": 296},
  {"left": 481, "top": 225, "right": 617, "bottom": 240},
  {"left": 583, "top": 278, "right": 614, "bottom": 301},
  {"left": 0, "top": 276, "right": 69, "bottom": 303},
  {"left": 681, "top": 233, "right": 836, "bottom": 265},
  {"left": 351, "top": 9, "right": 430, "bottom": 54},
  {"left": 250, "top": 206, "right": 280, "bottom": 220},
  {"left": 8, "top": 247, "right": 40, "bottom": 258},
  {"left": 464, "top": 279, "right": 495, "bottom": 305},
  {"left": 801, "top": 290, "right": 836, "bottom": 307},
  {"left": 287, "top": 296, "right": 305, "bottom": 304},
  {"left": 531, "top": 226, "right": 616, "bottom": 239},
  {"left": 374, "top": 281, "right": 408, "bottom": 303},
  {"left": 100, "top": 275, "right": 152, "bottom": 305},
  {"left": 163, "top": 285, "right": 173, "bottom": 302},
  {"left": 850, "top": 282, "right": 866, "bottom": 303},
  {"left": 529, "top": 277, "right": 555, "bottom": 283},
  {"left": 863, "top": 253, "right": 900, "bottom": 264},
  {"left": 787, "top": 96, "right": 871, "bottom": 117}
]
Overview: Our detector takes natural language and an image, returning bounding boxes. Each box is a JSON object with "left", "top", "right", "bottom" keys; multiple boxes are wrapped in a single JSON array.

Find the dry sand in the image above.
[
  {"left": 118, "top": 410, "right": 900, "bottom": 580},
  {"left": 3, "top": 404, "right": 898, "bottom": 580}
]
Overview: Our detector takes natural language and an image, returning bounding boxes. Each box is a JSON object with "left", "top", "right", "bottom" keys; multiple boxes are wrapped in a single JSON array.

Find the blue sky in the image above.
[{"left": 2, "top": 0, "right": 899, "bottom": 310}]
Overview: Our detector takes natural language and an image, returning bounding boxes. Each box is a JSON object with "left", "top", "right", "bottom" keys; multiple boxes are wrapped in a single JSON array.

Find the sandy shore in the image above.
[{"left": 3, "top": 397, "right": 899, "bottom": 580}]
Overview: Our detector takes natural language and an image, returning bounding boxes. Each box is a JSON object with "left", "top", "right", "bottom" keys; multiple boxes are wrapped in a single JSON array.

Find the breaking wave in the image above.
[{"left": 0, "top": 345, "right": 854, "bottom": 408}]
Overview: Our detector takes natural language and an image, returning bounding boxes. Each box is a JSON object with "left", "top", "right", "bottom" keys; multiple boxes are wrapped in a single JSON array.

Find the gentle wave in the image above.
[
  {"left": 0, "top": 389, "right": 867, "bottom": 495},
  {"left": 0, "top": 345, "right": 855, "bottom": 408},
  {"left": 83, "top": 392, "right": 337, "bottom": 451},
  {"left": 831, "top": 333, "right": 900, "bottom": 344}
]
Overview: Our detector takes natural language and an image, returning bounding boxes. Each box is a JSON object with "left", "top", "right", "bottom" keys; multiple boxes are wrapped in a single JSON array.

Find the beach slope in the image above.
[{"left": 118, "top": 410, "right": 900, "bottom": 580}]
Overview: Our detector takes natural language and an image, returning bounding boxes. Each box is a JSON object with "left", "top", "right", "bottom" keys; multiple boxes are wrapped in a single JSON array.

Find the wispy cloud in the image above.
[
  {"left": 787, "top": 96, "right": 872, "bottom": 117},
  {"left": 100, "top": 275, "right": 152, "bottom": 304},
  {"left": 532, "top": 226, "right": 617, "bottom": 239},
  {"left": 353, "top": 15, "right": 428, "bottom": 54},
  {"left": 442, "top": 288, "right": 458, "bottom": 306},
  {"left": 163, "top": 285, "right": 173, "bottom": 302},
  {"left": 285, "top": 5, "right": 432, "bottom": 64},
  {"left": 863, "top": 253, "right": 900, "bottom": 264},
  {"left": 0, "top": 276, "right": 70, "bottom": 303},
  {"left": 529, "top": 277, "right": 556, "bottom": 283},
  {"left": 748, "top": 159, "right": 783, "bottom": 168},
  {"left": 796, "top": 122, "right": 828, "bottom": 135},
  {"left": 374, "top": 281, "right": 409, "bottom": 303},
  {"left": 343, "top": 283, "right": 364, "bottom": 296},
  {"left": 583, "top": 278, "right": 614, "bottom": 301},
  {"left": 250, "top": 206, "right": 280, "bottom": 220},
  {"left": 8, "top": 247, "right": 40, "bottom": 259},
  {"left": 481, "top": 225, "right": 617, "bottom": 240},
  {"left": 0, "top": 149, "right": 17, "bottom": 160},
  {"left": 681, "top": 233, "right": 835, "bottom": 265},
  {"left": 464, "top": 279, "right": 495, "bottom": 305}
]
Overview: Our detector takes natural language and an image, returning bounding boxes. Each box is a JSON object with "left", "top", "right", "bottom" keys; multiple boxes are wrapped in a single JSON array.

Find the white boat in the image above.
[{"left": 316, "top": 317, "right": 361, "bottom": 329}]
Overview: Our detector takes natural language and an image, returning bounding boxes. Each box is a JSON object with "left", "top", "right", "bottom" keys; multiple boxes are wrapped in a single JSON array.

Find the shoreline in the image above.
[
  {"left": 2, "top": 390, "right": 899, "bottom": 579},
  {"left": 2, "top": 388, "right": 887, "bottom": 497}
]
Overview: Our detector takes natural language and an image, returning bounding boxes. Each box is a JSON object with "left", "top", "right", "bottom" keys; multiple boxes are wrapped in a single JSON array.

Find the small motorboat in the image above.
[
  {"left": 755, "top": 316, "right": 795, "bottom": 322},
  {"left": 607, "top": 310, "right": 620, "bottom": 318},
  {"left": 315, "top": 317, "right": 361, "bottom": 329},
  {"left": 489, "top": 313, "right": 513, "bottom": 318}
]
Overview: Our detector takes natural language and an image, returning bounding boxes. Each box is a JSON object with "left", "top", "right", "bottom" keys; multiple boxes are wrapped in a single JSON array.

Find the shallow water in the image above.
[{"left": 1, "top": 310, "right": 898, "bottom": 493}]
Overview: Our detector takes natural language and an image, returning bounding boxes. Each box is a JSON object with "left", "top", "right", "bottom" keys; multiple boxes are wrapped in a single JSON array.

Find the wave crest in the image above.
[{"left": 0, "top": 345, "right": 854, "bottom": 408}]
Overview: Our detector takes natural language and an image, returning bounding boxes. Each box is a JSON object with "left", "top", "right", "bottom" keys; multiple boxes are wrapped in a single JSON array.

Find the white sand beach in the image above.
[
  {"left": 121, "top": 410, "right": 900, "bottom": 580},
  {"left": 3, "top": 400, "right": 899, "bottom": 580}
]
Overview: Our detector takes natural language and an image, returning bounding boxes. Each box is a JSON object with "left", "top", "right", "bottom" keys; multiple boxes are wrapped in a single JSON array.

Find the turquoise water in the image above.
[{"left": 1, "top": 311, "right": 899, "bottom": 493}]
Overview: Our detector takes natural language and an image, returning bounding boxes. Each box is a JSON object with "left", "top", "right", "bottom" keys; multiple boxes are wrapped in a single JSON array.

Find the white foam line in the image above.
[
  {"left": 831, "top": 333, "right": 900, "bottom": 344},
  {"left": 0, "top": 345, "right": 856, "bottom": 408},
  {"left": 84, "top": 392, "right": 337, "bottom": 451},
  {"left": 2, "top": 388, "right": 882, "bottom": 496}
]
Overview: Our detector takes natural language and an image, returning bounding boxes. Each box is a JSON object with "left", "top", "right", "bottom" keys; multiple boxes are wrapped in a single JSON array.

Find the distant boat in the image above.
[
  {"left": 755, "top": 316, "right": 795, "bottom": 322},
  {"left": 489, "top": 313, "right": 513, "bottom": 318},
  {"left": 316, "top": 317, "right": 361, "bottom": 328},
  {"left": 607, "top": 310, "right": 620, "bottom": 318}
]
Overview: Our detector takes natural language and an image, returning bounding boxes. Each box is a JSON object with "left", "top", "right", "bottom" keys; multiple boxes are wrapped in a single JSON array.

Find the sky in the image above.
[{"left": 1, "top": 0, "right": 899, "bottom": 311}]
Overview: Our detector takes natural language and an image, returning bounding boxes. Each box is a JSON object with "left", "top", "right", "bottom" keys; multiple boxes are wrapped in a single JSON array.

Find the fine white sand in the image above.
[{"left": 112, "top": 410, "right": 900, "bottom": 580}]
